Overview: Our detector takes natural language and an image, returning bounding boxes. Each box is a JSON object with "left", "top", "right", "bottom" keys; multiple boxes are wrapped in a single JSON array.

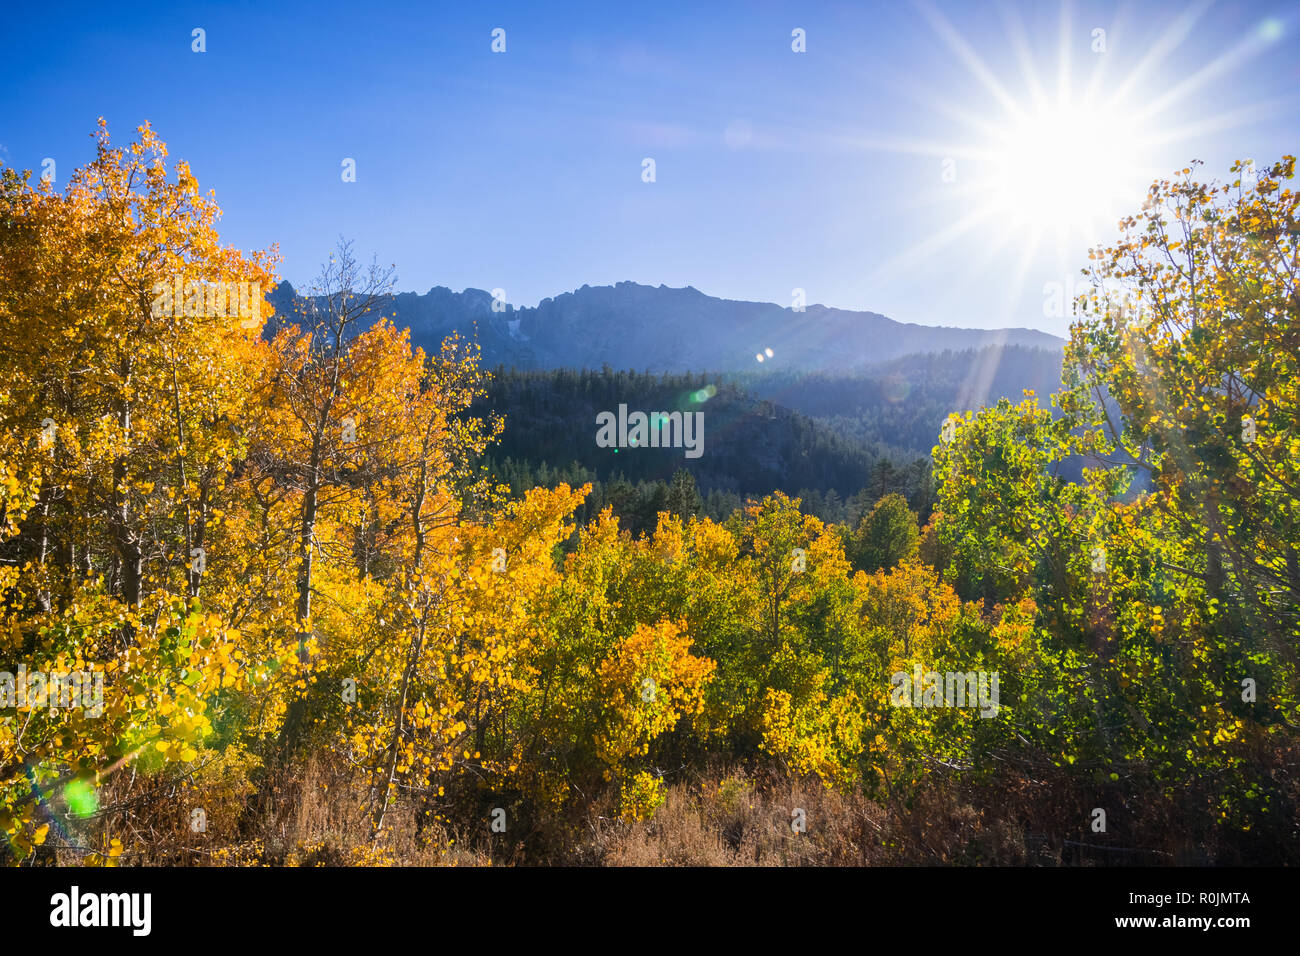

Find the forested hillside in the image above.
[
  {"left": 477, "top": 367, "right": 876, "bottom": 495},
  {"left": 737, "top": 346, "right": 1064, "bottom": 458},
  {"left": 473, "top": 351, "right": 1061, "bottom": 531},
  {"left": 473, "top": 367, "right": 934, "bottom": 533}
]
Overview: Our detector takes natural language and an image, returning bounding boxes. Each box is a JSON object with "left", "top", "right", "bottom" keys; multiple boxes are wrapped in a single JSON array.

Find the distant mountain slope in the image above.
[
  {"left": 475, "top": 367, "right": 879, "bottom": 498},
  {"left": 268, "top": 280, "right": 1063, "bottom": 372},
  {"left": 735, "top": 345, "right": 1066, "bottom": 458},
  {"left": 476, "top": 346, "right": 1067, "bottom": 500}
]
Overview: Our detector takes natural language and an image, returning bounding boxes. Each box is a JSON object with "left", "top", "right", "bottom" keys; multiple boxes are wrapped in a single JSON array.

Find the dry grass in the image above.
[
  {"left": 579, "top": 768, "right": 885, "bottom": 866},
  {"left": 33, "top": 753, "right": 1289, "bottom": 867}
]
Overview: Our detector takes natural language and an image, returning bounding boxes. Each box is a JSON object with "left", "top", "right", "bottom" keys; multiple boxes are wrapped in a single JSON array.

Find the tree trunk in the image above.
[{"left": 295, "top": 461, "right": 320, "bottom": 665}]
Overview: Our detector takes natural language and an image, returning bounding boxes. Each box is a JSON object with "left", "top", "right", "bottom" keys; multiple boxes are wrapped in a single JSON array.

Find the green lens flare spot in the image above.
[{"left": 64, "top": 779, "right": 98, "bottom": 819}]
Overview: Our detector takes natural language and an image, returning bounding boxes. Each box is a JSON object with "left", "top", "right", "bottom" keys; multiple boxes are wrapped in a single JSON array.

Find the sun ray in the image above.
[
  {"left": 1056, "top": 0, "right": 1073, "bottom": 111},
  {"left": 829, "top": 132, "right": 997, "bottom": 162},
  {"left": 891, "top": 80, "right": 1021, "bottom": 143},
  {"left": 865, "top": 199, "right": 1003, "bottom": 286},
  {"left": 956, "top": 329, "right": 1008, "bottom": 410},
  {"left": 1146, "top": 97, "right": 1299, "bottom": 148},
  {"left": 998, "top": 0, "right": 1051, "bottom": 114},
  {"left": 1133, "top": 22, "right": 1282, "bottom": 122},
  {"left": 1002, "top": 223, "right": 1047, "bottom": 321},
  {"left": 913, "top": 0, "right": 1027, "bottom": 122},
  {"left": 1107, "top": 0, "right": 1214, "bottom": 108},
  {"left": 1080, "top": 5, "right": 1135, "bottom": 108}
]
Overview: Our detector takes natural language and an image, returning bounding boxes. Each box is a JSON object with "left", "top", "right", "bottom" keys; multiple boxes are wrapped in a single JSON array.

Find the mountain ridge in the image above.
[{"left": 268, "top": 279, "right": 1064, "bottom": 373}]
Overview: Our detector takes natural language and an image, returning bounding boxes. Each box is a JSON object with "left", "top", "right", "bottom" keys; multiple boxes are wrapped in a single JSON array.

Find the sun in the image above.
[
  {"left": 987, "top": 102, "right": 1145, "bottom": 238},
  {"left": 856, "top": 0, "right": 1284, "bottom": 308}
]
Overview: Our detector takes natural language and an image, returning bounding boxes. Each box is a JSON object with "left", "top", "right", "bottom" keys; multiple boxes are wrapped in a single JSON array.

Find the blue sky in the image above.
[{"left": 2, "top": 0, "right": 1297, "bottom": 335}]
